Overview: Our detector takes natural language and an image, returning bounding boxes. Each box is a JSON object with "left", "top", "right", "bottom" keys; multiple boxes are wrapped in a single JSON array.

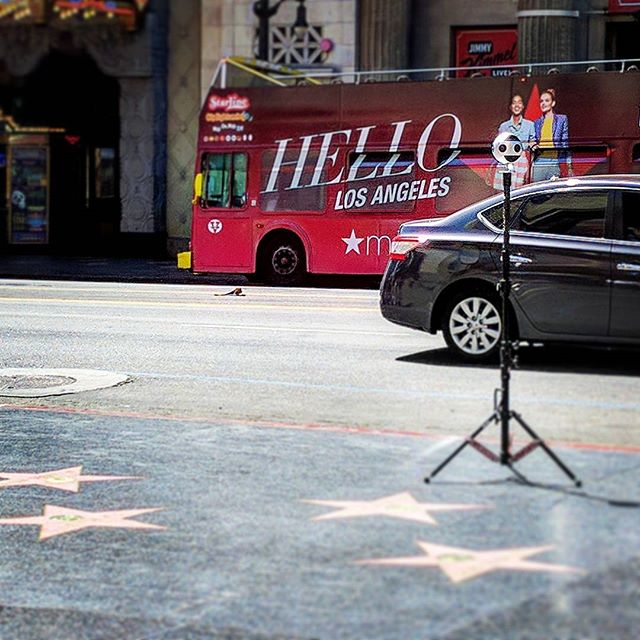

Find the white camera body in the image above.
[{"left": 491, "top": 132, "right": 523, "bottom": 165}]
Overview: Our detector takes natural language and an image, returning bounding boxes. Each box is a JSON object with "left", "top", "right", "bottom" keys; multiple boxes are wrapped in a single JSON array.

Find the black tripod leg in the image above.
[
  {"left": 510, "top": 411, "right": 582, "bottom": 487},
  {"left": 425, "top": 412, "right": 498, "bottom": 483}
]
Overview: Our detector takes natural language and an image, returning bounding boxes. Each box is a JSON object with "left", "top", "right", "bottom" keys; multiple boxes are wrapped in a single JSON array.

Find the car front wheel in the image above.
[{"left": 443, "top": 293, "right": 502, "bottom": 361}]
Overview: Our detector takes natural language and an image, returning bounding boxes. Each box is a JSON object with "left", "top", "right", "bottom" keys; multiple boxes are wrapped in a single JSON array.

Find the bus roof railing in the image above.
[
  {"left": 276, "top": 58, "right": 640, "bottom": 83},
  {"left": 212, "top": 57, "right": 640, "bottom": 89},
  {"left": 212, "top": 56, "right": 323, "bottom": 89}
]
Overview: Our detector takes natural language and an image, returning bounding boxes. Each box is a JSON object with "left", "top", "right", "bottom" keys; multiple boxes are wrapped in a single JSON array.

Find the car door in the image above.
[
  {"left": 506, "top": 189, "right": 612, "bottom": 337},
  {"left": 609, "top": 190, "right": 640, "bottom": 339}
]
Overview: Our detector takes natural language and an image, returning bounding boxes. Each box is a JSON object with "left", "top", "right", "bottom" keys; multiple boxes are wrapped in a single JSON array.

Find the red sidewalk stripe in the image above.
[{"left": 2, "top": 404, "right": 640, "bottom": 455}]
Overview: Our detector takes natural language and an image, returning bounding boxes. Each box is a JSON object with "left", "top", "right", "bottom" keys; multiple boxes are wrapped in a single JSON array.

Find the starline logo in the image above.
[{"left": 208, "top": 93, "right": 251, "bottom": 113}]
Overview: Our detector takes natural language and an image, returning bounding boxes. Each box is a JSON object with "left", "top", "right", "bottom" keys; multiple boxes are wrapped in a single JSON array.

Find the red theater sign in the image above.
[
  {"left": 609, "top": 0, "right": 640, "bottom": 12},
  {"left": 453, "top": 28, "right": 518, "bottom": 78}
]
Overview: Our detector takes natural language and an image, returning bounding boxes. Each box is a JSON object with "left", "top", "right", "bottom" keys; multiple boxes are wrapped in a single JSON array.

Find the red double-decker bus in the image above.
[{"left": 187, "top": 57, "right": 640, "bottom": 283}]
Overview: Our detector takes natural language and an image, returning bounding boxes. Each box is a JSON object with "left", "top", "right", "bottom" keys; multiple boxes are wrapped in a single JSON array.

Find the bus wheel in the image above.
[{"left": 260, "top": 235, "right": 306, "bottom": 285}]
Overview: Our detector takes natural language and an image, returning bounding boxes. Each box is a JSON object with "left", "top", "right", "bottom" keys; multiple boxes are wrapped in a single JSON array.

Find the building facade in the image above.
[
  {"left": 0, "top": 0, "right": 638, "bottom": 257},
  {"left": 0, "top": 0, "right": 168, "bottom": 254}
]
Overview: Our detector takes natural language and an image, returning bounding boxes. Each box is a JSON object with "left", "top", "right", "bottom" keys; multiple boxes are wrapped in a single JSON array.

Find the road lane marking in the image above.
[
  {"left": 0, "top": 311, "right": 409, "bottom": 336},
  {"left": 0, "top": 282, "right": 378, "bottom": 300},
  {"left": 0, "top": 296, "right": 375, "bottom": 312}
]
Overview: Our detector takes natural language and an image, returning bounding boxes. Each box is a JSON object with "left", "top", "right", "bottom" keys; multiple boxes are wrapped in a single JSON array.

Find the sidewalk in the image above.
[
  {"left": 0, "top": 254, "right": 383, "bottom": 289},
  {"left": 0, "top": 254, "right": 246, "bottom": 286},
  {"left": 1, "top": 404, "right": 638, "bottom": 640}
]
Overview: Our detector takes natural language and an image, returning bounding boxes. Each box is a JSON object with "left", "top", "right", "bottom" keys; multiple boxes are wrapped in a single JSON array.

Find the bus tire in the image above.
[{"left": 259, "top": 234, "right": 306, "bottom": 285}]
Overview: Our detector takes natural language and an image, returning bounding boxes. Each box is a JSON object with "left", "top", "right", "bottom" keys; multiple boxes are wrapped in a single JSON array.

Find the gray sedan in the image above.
[{"left": 380, "top": 175, "right": 640, "bottom": 361}]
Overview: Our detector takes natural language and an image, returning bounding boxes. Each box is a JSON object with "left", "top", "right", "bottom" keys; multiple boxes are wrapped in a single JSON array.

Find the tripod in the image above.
[{"left": 425, "top": 168, "right": 581, "bottom": 487}]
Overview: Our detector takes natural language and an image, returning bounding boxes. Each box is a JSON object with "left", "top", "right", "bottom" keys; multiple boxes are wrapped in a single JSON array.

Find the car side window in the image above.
[
  {"left": 517, "top": 191, "right": 607, "bottom": 239},
  {"left": 621, "top": 191, "right": 640, "bottom": 242},
  {"left": 479, "top": 198, "right": 523, "bottom": 229}
]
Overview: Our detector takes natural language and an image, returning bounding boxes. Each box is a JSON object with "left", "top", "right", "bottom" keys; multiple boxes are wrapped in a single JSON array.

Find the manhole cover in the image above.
[
  {"left": 0, "top": 375, "right": 77, "bottom": 390},
  {"left": 0, "top": 369, "right": 130, "bottom": 397}
]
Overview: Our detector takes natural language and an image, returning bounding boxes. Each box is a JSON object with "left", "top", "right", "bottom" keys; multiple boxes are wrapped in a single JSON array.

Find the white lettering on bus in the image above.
[
  {"left": 346, "top": 125, "right": 378, "bottom": 183},
  {"left": 366, "top": 235, "right": 392, "bottom": 256},
  {"left": 334, "top": 177, "right": 451, "bottom": 211},
  {"left": 310, "top": 129, "right": 352, "bottom": 187},
  {"left": 288, "top": 135, "right": 315, "bottom": 189},
  {"left": 265, "top": 137, "right": 293, "bottom": 193},
  {"left": 416, "top": 113, "right": 462, "bottom": 172},
  {"left": 261, "top": 113, "right": 463, "bottom": 193},
  {"left": 335, "top": 187, "right": 368, "bottom": 210}
]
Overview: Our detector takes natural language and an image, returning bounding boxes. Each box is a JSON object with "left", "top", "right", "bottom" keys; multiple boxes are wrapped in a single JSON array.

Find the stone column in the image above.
[
  {"left": 358, "top": 0, "right": 411, "bottom": 72},
  {"left": 119, "top": 78, "right": 156, "bottom": 233},
  {"left": 83, "top": 8, "right": 168, "bottom": 239},
  {"left": 517, "top": 0, "right": 581, "bottom": 64},
  {"left": 166, "top": 0, "right": 202, "bottom": 255}
]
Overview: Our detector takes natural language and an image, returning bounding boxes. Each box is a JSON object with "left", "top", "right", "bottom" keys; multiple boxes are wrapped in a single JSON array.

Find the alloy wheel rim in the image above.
[
  {"left": 272, "top": 246, "right": 299, "bottom": 276},
  {"left": 449, "top": 297, "right": 501, "bottom": 355}
]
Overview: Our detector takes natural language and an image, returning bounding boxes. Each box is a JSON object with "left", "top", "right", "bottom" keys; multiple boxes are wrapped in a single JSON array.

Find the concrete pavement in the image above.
[
  {"left": 0, "top": 404, "right": 638, "bottom": 639},
  {"left": 0, "top": 254, "right": 245, "bottom": 285},
  {"left": 1, "top": 256, "right": 638, "bottom": 638},
  {"left": 0, "top": 254, "right": 382, "bottom": 289}
]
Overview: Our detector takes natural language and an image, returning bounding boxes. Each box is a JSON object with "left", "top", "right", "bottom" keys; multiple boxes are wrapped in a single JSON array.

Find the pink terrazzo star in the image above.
[
  {"left": 0, "top": 505, "right": 166, "bottom": 540},
  {"left": 0, "top": 466, "right": 140, "bottom": 492},
  {"left": 302, "top": 492, "right": 487, "bottom": 525},
  {"left": 358, "top": 540, "right": 583, "bottom": 583}
]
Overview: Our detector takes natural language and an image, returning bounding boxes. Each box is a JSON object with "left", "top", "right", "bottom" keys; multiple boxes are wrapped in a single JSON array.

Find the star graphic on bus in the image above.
[
  {"left": 356, "top": 540, "right": 583, "bottom": 583},
  {"left": 0, "top": 466, "right": 140, "bottom": 493},
  {"left": 0, "top": 505, "right": 166, "bottom": 541},
  {"left": 342, "top": 229, "right": 364, "bottom": 255},
  {"left": 302, "top": 492, "right": 487, "bottom": 525}
]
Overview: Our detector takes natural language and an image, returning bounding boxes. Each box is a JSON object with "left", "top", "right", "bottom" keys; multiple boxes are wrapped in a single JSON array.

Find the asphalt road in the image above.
[
  {"left": 0, "top": 279, "right": 638, "bottom": 447},
  {"left": 0, "top": 279, "right": 638, "bottom": 639}
]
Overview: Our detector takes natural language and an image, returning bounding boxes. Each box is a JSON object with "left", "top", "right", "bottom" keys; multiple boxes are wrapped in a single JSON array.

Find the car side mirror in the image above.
[{"left": 192, "top": 173, "right": 203, "bottom": 205}]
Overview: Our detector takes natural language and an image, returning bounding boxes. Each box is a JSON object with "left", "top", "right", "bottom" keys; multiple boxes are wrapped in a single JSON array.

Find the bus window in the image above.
[
  {"left": 348, "top": 151, "right": 414, "bottom": 181},
  {"left": 568, "top": 146, "right": 609, "bottom": 177},
  {"left": 435, "top": 148, "right": 495, "bottom": 214},
  {"left": 347, "top": 151, "right": 416, "bottom": 212},
  {"left": 260, "top": 149, "right": 326, "bottom": 212},
  {"left": 632, "top": 144, "right": 640, "bottom": 165},
  {"left": 200, "top": 152, "right": 247, "bottom": 209}
]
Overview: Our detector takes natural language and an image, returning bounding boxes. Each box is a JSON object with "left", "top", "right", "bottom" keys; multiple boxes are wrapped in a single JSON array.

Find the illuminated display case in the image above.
[{"left": 7, "top": 135, "right": 50, "bottom": 244}]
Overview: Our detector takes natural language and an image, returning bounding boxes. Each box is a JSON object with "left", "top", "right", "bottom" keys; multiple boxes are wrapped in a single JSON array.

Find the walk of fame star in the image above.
[
  {"left": 341, "top": 229, "right": 364, "bottom": 255},
  {"left": 0, "top": 466, "right": 140, "bottom": 493},
  {"left": 357, "top": 540, "right": 583, "bottom": 583},
  {"left": 0, "top": 505, "right": 166, "bottom": 540},
  {"left": 302, "top": 492, "right": 487, "bottom": 525}
]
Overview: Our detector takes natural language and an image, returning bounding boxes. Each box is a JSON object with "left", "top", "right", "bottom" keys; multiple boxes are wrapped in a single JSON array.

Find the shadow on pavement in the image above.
[{"left": 398, "top": 344, "right": 640, "bottom": 377}]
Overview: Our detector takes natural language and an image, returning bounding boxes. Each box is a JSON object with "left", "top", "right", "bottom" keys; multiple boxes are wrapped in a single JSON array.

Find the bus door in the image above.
[{"left": 192, "top": 151, "right": 251, "bottom": 271}]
